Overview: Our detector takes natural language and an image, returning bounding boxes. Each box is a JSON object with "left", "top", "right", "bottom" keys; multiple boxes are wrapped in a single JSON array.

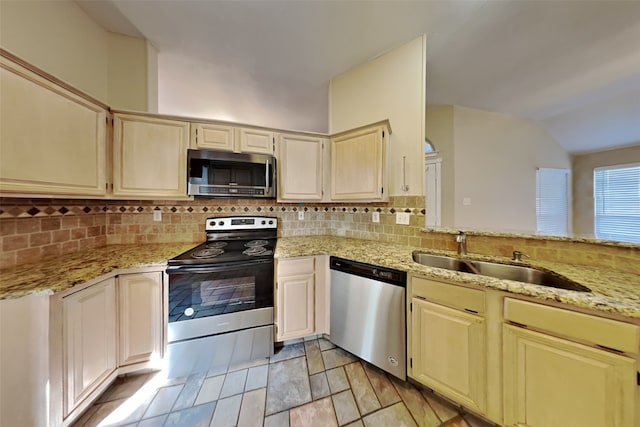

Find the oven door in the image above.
[{"left": 167, "top": 259, "right": 273, "bottom": 342}]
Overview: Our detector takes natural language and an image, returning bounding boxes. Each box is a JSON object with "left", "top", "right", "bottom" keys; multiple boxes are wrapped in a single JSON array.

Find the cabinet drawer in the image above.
[
  {"left": 412, "top": 277, "right": 484, "bottom": 314},
  {"left": 277, "top": 257, "right": 315, "bottom": 276},
  {"left": 504, "top": 298, "right": 639, "bottom": 354}
]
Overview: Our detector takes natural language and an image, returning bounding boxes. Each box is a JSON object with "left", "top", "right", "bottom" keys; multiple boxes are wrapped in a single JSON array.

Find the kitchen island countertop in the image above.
[
  {"left": 275, "top": 235, "right": 640, "bottom": 320},
  {"left": 0, "top": 243, "right": 195, "bottom": 300}
]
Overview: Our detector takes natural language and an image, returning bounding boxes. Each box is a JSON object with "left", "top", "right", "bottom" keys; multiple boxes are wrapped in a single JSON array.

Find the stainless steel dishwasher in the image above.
[{"left": 330, "top": 256, "right": 407, "bottom": 380}]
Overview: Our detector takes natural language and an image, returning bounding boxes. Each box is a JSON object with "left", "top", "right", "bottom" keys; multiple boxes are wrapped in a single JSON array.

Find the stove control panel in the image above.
[{"left": 206, "top": 216, "right": 277, "bottom": 231}]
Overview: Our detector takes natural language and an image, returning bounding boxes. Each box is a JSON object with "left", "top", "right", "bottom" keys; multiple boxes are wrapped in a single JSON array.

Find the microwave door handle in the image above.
[{"left": 265, "top": 160, "right": 271, "bottom": 189}]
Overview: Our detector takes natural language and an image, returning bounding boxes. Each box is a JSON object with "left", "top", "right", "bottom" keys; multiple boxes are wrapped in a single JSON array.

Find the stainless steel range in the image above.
[{"left": 166, "top": 216, "right": 276, "bottom": 377}]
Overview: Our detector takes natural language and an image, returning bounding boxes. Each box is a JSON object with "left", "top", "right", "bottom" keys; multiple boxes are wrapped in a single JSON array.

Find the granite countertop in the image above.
[
  {"left": 0, "top": 243, "right": 195, "bottom": 300},
  {"left": 275, "top": 235, "right": 640, "bottom": 320}
]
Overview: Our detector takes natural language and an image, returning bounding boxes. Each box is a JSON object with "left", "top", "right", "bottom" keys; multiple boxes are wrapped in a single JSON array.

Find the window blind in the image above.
[
  {"left": 536, "top": 168, "right": 569, "bottom": 236},
  {"left": 594, "top": 164, "right": 640, "bottom": 243}
]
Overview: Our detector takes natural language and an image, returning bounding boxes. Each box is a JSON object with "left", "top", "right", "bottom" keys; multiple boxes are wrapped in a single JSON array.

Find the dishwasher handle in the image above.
[{"left": 330, "top": 256, "right": 406, "bottom": 287}]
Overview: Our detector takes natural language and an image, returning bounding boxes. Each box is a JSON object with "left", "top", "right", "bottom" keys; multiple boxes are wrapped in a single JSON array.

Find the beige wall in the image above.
[
  {"left": 0, "top": 0, "right": 150, "bottom": 111},
  {"left": 573, "top": 145, "right": 640, "bottom": 237},
  {"left": 426, "top": 106, "right": 571, "bottom": 232},
  {"left": 107, "top": 33, "right": 149, "bottom": 111},
  {"left": 425, "top": 106, "right": 455, "bottom": 226},
  {"left": 329, "top": 35, "right": 426, "bottom": 196}
]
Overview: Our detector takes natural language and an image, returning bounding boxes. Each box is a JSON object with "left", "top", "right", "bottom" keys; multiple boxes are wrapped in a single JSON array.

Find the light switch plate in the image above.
[
  {"left": 153, "top": 210, "right": 162, "bottom": 222},
  {"left": 396, "top": 212, "right": 410, "bottom": 225},
  {"left": 298, "top": 211, "right": 304, "bottom": 220},
  {"left": 372, "top": 212, "right": 380, "bottom": 223}
]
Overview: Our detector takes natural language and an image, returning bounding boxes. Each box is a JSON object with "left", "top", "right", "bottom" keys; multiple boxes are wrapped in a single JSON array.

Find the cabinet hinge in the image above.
[
  {"left": 464, "top": 308, "right": 479, "bottom": 314},
  {"left": 381, "top": 187, "right": 384, "bottom": 194},
  {"left": 410, "top": 302, "right": 412, "bottom": 312},
  {"left": 637, "top": 372, "right": 640, "bottom": 386},
  {"left": 382, "top": 130, "right": 385, "bottom": 138},
  {"left": 410, "top": 358, "right": 412, "bottom": 368},
  {"left": 195, "top": 128, "right": 198, "bottom": 143}
]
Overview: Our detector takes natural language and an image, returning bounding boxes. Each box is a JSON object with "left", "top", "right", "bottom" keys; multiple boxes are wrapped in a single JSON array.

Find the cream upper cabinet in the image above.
[
  {"left": 277, "top": 133, "right": 327, "bottom": 201},
  {"left": 190, "top": 123, "right": 274, "bottom": 154},
  {"left": 62, "top": 278, "right": 117, "bottom": 417},
  {"left": 238, "top": 127, "right": 274, "bottom": 155},
  {"left": 276, "top": 257, "right": 316, "bottom": 341},
  {"left": 0, "top": 54, "right": 107, "bottom": 197},
  {"left": 503, "top": 298, "right": 638, "bottom": 427},
  {"left": 190, "top": 123, "right": 235, "bottom": 151},
  {"left": 410, "top": 282, "right": 487, "bottom": 415},
  {"left": 330, "top": 124, "right": 389, "bottom": 201},
  {"left": 113, "top": 113, "right": 190, "bottom": 199},
  {"left": 118, "top": 272, "right": 164, "bottom": 367}
]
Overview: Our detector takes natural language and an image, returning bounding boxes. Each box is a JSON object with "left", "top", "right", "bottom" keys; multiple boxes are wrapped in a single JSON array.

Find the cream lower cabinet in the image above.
[
  {"left": 411, "top": 297, "right": 487, "bottom": 414},
  {"left": 62, "top": 278, "right": 117, "bottom": 418},
  {"left": 330, "top": 123, "right": 389, "bottom": 201},
  {"left": 503, "top": 298, "right": 638, "bottom": 427},
  {"left": 277, "top": 133, "right": 327, "bottom": 201},
  {"left": 118, "top": 272, "right": 164, "bottom": 367},
  {"left": 0, "top": 54, "right": 108, "bottom": 197},
  {"left": 113, "top": 113, "right": 190, "bottom": 199},
  {"left": 275, "top": 256, "right": 329, "bottom": 341}
]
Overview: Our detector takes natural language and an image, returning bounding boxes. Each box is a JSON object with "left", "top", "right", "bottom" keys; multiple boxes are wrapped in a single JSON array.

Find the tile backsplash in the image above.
[
  {"left": 0, "top": 197, "right": 424, "bottom": 269},
  {"left": 1, "top": 196, "right": 637, "bottom": 276}
]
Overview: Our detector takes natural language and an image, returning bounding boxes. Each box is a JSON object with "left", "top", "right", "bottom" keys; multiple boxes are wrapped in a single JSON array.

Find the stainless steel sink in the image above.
[{"left": 412, "top": 252, "right": 591, "bottom": 292}]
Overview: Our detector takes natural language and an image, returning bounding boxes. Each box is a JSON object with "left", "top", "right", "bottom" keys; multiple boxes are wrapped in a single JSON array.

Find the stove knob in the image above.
[
  {"left": 261, "top": 220, "right": 266, "bottom": 225},
  {"left": 268, "top": 220, "right": 274, "bottom": 225},
  {"left": 218, "top": 221, "right": 224, "bottom": 226}
]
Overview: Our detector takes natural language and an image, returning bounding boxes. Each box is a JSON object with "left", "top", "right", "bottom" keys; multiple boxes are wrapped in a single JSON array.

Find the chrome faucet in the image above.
[
  {"left": 456, "top": 231, "right": 467, "bottom": 255},
  {"left": 512, "top": 250, "right": 530, "bottom": 261}
]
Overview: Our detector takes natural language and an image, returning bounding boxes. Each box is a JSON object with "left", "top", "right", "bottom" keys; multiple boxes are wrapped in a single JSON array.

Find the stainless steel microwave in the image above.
[{"left": 187, "top": 149, "right": 276, "bottom": 198}]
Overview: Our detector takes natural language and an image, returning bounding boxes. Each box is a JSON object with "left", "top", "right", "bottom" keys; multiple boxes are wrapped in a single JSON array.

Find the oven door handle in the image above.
[{"left": 167, "top": 259, "right": 273, "bottom": 274}]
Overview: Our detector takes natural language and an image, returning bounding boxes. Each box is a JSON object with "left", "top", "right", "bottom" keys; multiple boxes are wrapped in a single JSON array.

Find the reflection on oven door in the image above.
[{"left": 166, "top": 325, "right": 274, "bottom": 378}]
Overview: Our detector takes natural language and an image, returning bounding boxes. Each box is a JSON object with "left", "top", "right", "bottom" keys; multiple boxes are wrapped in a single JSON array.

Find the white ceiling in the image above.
[{"left": 77, "top": 0, "right": 640, "bottom": 155}]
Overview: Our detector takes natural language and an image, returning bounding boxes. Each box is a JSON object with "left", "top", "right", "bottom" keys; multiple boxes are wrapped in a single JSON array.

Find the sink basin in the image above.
[{"left": 412, "top": 252, "right": 591, "bottom": 292}]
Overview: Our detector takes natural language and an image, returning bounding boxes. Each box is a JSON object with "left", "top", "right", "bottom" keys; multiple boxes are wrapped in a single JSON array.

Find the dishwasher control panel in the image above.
[{"left": 330, "top": 257, "right": 407, "bottom": 287}]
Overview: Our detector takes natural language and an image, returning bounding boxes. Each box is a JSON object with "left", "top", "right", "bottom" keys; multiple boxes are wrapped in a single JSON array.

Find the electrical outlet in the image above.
[
  {"left": 396, "top": 212, "right": 410, "bottom": 225},
  {"left": 153, "top": 210, "right": 162, "bottom": 222},
  {"left": 372, "top": 212, "right": 380, "bottom": 223},
  {"left": 298, "top": 211, "right": 304, "bottom": 220}
]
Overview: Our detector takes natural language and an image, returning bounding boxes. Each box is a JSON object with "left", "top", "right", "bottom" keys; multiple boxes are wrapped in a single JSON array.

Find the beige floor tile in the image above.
[
  {"left": 237, "top": 388, "right": 267, "bottom": 427},
  {"left": 289, "top": 397, "right": 338, "bottom": 427},
  {"left": 362, "top": 363, "right": 401, "bottom": 407},
  {"left": 420, "top": 390, "right": 460, "bottom": 423},
  {"left": 332, "top": 390, "right": 360, "bottom": 426},
  {"left": 344, "top": 362, "right": 381, "bottom": 416},
  {"left": 362, "top": 402, "right": 417, "bottom": 427},
  {"left": 264, "top": 410, "right": 289, "bottom": 427},
  {"left": 345, "top": 420, "right": 364, "bottom": 427},
  {"left": 391, "top": 378, "right": 440, "bottom": 427},
  {"left": 322, "top": 347, "right": 358, "bottom": 369},
  {"left": 194, "top": 375, "right": 225, "bottom": 405},
  {"left": 326, "top": 367, "right": 350, "bottom": 394},
  {"left": 305, "top": 339, "right": 326, "bottom": 375}
]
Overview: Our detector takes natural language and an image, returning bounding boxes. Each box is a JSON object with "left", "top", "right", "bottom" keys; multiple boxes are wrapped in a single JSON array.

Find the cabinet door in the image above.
[
  {"left": 276, "top": 258, "right": 315, "bottom": 341},
  {"left": 331, "top": 125, "right": 387, "bottom": 201},
  {"left": 118, "top": 272, "right": 164, "bottom": 367},
  {"left": 0, "top": 56, "right": 107, "bottom": 197},
  {"left": 503, "top": 324, "right": 636, "bottom": 427},
  {"left": 238, "top": 128, "right": 274, "bottom": 154},
  {"left": 63, "top": 278, "right": 117, "bottom": 416},
  {"left": 411, "top": 298, "right": 486, "bottom": 414},
  {"left": 113, "top": 114, "right": 189, "bottom": 199},
  {"left": 191, "top": 123, "right": 235, "bottom": 151},
  {"left": 277, "top": 134, "right": 324, "bottom": 201}
]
